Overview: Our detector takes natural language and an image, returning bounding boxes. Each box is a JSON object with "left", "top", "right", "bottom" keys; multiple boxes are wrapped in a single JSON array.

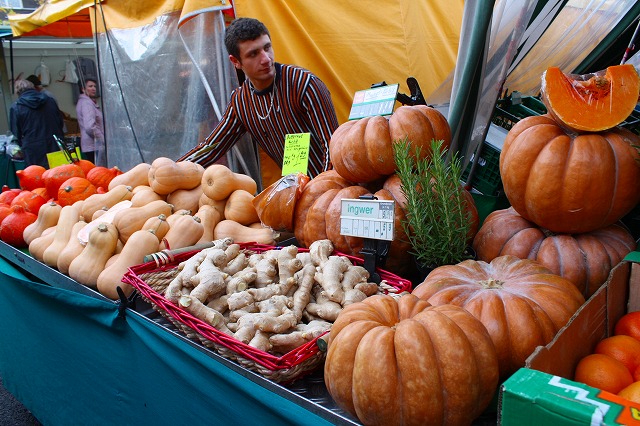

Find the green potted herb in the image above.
[{"left": 393, "top": 138, "right": 474, "bottom": 275}]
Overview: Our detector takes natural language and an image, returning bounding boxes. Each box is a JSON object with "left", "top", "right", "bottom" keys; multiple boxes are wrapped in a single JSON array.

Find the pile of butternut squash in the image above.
[{"left": 23, "top": 158, "right": 278, "bottom": 301}]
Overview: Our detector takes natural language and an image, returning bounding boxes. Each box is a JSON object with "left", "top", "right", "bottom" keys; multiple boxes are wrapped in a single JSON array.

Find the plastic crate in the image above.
[
  {"left": 462, "top": 141, "right": 503, "bottom": 196},
  {"left": 620, "top": 106, "right": 640, "bottom": 135},
  {"left": 492, "top": 95, "right": 547, "bottom": 131}
]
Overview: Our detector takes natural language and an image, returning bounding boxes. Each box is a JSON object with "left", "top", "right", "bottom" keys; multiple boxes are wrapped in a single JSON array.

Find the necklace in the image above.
[{"left": 249, "top": 78, "right": 278, "bottom": 120}]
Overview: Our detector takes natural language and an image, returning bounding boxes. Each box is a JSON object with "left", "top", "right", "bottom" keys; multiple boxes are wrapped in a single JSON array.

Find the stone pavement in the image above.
[{"left": 0, "top": 376, "right": 41, "bottom": 426}]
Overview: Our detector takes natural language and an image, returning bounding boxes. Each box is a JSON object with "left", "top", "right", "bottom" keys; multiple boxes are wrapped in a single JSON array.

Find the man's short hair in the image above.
[
  {"left": 224, "top": 17, "right": 270, "bottom": 60},
  {"left": 15, "top": 79, "right": 35, "bottom": 96}
]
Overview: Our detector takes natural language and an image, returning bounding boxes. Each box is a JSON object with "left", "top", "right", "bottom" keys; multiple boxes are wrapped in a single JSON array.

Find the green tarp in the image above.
[{"left": 0, "top": 256, "right": 332, "bottom": 425}]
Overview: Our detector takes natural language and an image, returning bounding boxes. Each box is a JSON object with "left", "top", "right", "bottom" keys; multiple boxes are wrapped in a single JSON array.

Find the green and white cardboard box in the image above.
[{"left": 499, "top": 251, "right": 640, "bottom": 425}]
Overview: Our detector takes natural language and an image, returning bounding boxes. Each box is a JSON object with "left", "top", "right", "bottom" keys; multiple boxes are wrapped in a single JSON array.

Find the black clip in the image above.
[
  {"left": 116, "top": 286, "right": 129, "bottom": 319},
  {"left": 396, "top": 77, "right": 428, "bottom": 106}
]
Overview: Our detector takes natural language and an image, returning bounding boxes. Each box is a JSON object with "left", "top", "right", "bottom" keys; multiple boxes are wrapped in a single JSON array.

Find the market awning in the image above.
[{"left": 7, "top": 0, "right": 100, "bottom": 38}]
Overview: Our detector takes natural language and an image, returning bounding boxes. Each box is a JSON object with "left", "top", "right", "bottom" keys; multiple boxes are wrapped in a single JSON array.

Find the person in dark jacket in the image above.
[{"left": 10, "top": 79, "right": 64, "bottom": 168}]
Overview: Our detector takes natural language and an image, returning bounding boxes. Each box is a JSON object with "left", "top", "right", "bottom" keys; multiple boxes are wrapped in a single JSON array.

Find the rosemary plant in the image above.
[{"left": 393, "top": 138, "right": 472, "bottom": 268}]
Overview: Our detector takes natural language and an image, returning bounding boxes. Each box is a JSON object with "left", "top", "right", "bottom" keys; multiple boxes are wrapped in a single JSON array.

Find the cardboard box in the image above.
[{"left": 499, "top": 251, "right": 640, "bottom": 425}]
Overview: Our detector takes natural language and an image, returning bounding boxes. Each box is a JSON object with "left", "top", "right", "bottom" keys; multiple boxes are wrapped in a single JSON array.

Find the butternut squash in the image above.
[
  {"left": 195, "top": 205, "right": 223, "bottom": 244},
  {"left": 112, "top": 200, "right": 173, "bottom": 244},
  {"left": 97, "top": 228, "right": 164, "bottom": 300},
  {"left": 148, "top": 158, "right": 204, "bottom": 195},
  {"left": 23, "top": 201, "right": 62, "bottom": 245},
  {"left": 166, "top": 185, "right": 202, "bottom": 213},
  {"left": 130, "top": 185, "right": 166, "bottom": 207},
  {"left": 28, "top": 227, "right": 57, "bottom": 261},
  {"left": 159, "top": 214, "right": 204, "bottom": 251},
  {"left": 77, "top": 200, "right": 132, "bottom": 245},
  {"left": 214, "top": 219, "right": 278, "bottom": 245},
  {"left": 42, "top": 204, "right": 81, "bottom": 267},
  {"left": 223, "top": 189, "right": 259, "bottom": 225},
  {"left": 81, "top": 184, "right": 133, "bottom": 221},
  {"left": 107, "top": 162, "right": 151, "bottom": 190},
  {"left": 141, "top": 214, "right": 170, "bottom": 240},
  {"left": 166, "top": 209, "right": 193, "bottom": 226},
  {"left": 57, "top": 220, "right": 88, "bottom": 275},
  {"left": 198, "top": 192, "right": 226, "bottom": 216},
  {"left": 201, "top": 164, "right": 257, "bottom": 201},
  {"left": 68, "top": 222, "right": 119, "bottom": 289}
]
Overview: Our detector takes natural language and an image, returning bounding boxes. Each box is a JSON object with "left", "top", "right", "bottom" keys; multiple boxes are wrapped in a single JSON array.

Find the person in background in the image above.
[
  {"left": 26, "top": 74, "right": 69, "bottom": 134},
  {"left": 76, "top": 77, "right": 105, "bottom": 165},
  {"left": 9, "top": 79, "right": 64, "bottom": 168},
  {"left": 178, "top": 17, "right": 339, "bottom": 179}
]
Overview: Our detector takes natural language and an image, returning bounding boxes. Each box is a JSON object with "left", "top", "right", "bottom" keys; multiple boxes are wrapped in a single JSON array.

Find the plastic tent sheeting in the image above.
[
  {"left": 7, "top": 0, "right": 97, "bottom": 38},
  {"left": 7, "top": 0, "right": 252, "bottom": 178},
  {"left": 234, "top": 0, "right": 465, "bottom": 125}
]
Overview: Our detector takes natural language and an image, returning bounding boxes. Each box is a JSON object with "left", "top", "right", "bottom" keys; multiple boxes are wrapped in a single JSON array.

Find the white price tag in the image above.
[{"left": 340, "top": 198, "right": 395, "bottom": 241}]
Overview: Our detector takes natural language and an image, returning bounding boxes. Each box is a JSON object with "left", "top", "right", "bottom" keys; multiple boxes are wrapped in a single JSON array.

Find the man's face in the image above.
[
  {"left": 84, "top": 81, "right": 98, "bottom": 98},
  {"left": 230, "top": 34, "right": 275, "bottom": 91}
]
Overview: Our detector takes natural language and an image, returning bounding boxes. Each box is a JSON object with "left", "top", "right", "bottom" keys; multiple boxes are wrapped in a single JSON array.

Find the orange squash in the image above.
[
  {"left": 166, "top": 185, "right": 202, "bottom": 213},
  {"left": 329, "top": 105, "right": 452, "bottom": 183},
  {"left": 68, "top": 222, "right": 119, "bottom": 289},
  {"left": 200, "top": 164, "right": 257, "bottom": 201},
  {"left": 81, "top": 184, "right": 133, "bottom": 222},
  {"left": 412, "top": 255, "right": 585, "bottom": 378},
  {"left": 15, "top": 165, "right": 46, "bottom": 191},
  {"left": 42, "top": 163, "right": 85, "bottom": 200},
  {"left": 194, "top": 205, "right": 223, "bottom": 244},
  {"left": 112, "top": 200, "right": 173, "bottom": 244},
  {"left": 324, "top": 294, "right": 499, "bottom": 426},
  {"left": 499, "top": 115, "right": 640, "bottom": 234},
  {"left": 86, "top": 166, "right": 122, "bottom": 190},
  {"left": 57, "top": 177, "right": 97, "bottom": 206},
  {"left": 107, "top": 162, "right": 151, "bottom": 190},
  {"left": 56, "top": 220, "right": 88, "bottom": 275},
  {"left": 159, "top": 214, "right": 204, "bottom": 251},
  {"left": 224, "top": 189, "right": 259, "bottom": 225},
  {"left": 23, "top": 201, "right": 62, "bottom": 245},
  {"left": 293, "top": 170, "right": 352, "bottom": 247},
  {"left": 541, "top": 65, "right": 640, "bottom": 132},
  {"left": 42, "top": 204, "right": 81, "bottom": 267},
  {"left": 148, "top": 158, "right": 204, "bottom": 195},
  {"left": 472, "top": 207, "right": 637, "bottom": 298}
]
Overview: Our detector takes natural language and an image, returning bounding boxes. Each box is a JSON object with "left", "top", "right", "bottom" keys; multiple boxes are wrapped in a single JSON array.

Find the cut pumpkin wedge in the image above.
[{"left": 541, "top": 64, "right": 640, "bottom": 132}]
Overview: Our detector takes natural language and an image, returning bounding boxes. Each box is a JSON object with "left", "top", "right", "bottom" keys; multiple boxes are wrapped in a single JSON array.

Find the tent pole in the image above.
[{"left": 621, "top": 18, "right": 640, "bottom": 64}]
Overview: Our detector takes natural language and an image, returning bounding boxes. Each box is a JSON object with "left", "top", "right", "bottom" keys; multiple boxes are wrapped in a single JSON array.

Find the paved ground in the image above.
[{"left": 0, "top": 376, "right": 41, "bottom": 425}]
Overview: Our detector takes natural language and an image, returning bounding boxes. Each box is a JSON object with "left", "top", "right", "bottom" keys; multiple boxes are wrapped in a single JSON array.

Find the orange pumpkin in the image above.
[
  {"left": 541, "top": 65, "right": 640, "bottom": 133},
  {"left": 499, "top": 115, "right": 640, "bottom": 234},
  {"left": 325, "top": 293, "right": 499, "bottom": 426},
  {"left": 86, "top": 166, "right": 122, "bottom": 190},
  {"left": 412, "top": 255, "right": 585, "bottom": 378},
  {"left": 15, "top": 165, "right": 46, "bottom": 191},
  {"left": 57, "top": 177, "right": 97, "bottom": 206},
  {"left": 42, "top": 163, "right": 85, "bottom": 200},
  {"left": 329, "top": 105, "right": 451, "bottom": 183},
  {"left": 0, "top": 204, "right": 37, "bottom": 247},
  {"left": 10, "top": 190, "right": 47, "bottom": 214},
  {"left": 293, "top": 170, "right": 352, "bottom": 247},
  {"left": 472, "top": 207, "right": 637, "bottom": 298},
  {"left": 72, "top": 159, "right": 96, "bottom": 176}
]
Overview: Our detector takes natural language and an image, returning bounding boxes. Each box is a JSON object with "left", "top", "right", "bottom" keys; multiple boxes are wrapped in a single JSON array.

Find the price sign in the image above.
[
  {"left": 282, "top": 133, "right": 310, "bottom": 175},
  {"left": 340, "top": 198, "right": 395, "bottom": 241},
  {"left": 348, "top": 84, "right": 399, "bottom": 120}
]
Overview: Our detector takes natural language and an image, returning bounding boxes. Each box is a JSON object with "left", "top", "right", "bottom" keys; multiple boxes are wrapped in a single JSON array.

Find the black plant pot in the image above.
[{"left": 411, "top": 246, "right": 477, "bottom": 287}]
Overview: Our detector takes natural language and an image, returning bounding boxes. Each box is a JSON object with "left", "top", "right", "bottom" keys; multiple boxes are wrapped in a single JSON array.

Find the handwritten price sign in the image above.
[{"left": 282, "top": 133, "right": 310, "bottom": 175}]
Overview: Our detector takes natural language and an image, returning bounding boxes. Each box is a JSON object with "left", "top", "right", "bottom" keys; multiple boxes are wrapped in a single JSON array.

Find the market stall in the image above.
[{"left": 1, "top": 0, "right": 640, "bottom": 425}]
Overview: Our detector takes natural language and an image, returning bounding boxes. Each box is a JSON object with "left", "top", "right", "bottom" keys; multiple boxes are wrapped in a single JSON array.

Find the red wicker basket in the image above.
[{"left": 122, "top": 243, "right": 411, "bottom": 383}]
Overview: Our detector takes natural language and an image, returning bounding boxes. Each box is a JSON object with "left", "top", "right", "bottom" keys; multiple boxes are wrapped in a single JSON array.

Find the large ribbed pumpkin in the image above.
[
  {"left": 325, "top": 294, "right": 499, "bottom": 426},
  {"left": 329, "top": 105, "right": 451, "bottom": 183},
  {"left": 293, "top": 170, "right": 352, "bottom": 247},
  {"left": 499, "top": 115, "right": 640, "bottom": 234},
  {"left": 412, "top": 255, "right": 585, "bottom": 378},
  {"left": 472, "top": 207, "right": 637, "bottom": 298}
]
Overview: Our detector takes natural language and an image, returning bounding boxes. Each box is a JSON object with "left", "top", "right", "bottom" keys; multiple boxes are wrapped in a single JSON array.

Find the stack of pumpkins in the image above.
[
  {"left": 321, "top": 64, "right": 640, "bottom": 426},
  {"left": 473, "top": 64, "right": 640, "bottom": 299},
  {"left": 286, "top": 105, "right": 479, "bottom": 278}
]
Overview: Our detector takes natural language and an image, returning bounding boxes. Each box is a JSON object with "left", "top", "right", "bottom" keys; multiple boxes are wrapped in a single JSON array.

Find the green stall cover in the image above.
[{"left": 0, "top": 256, "right": 332, "bottom": 425}]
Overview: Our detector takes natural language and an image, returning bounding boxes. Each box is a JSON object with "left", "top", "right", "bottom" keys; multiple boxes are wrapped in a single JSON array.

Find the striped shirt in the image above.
[{"left": 178, "top": 63, "right": 339, "bottom": 178}]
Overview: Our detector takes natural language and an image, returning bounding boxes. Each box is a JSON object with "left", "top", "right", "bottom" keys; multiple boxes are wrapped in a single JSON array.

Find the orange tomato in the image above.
[
  {"left": 615, "top": 311, "right": 640, "bottom": 341},
  {"left": 619, "top": 381, "right": 640, "bottom": 404},
  {"left": 574, "top": 353, "right": 633, "bottom": 394},
  {"left": 594, "top": 335, "right": 640, "bottom": 374}
]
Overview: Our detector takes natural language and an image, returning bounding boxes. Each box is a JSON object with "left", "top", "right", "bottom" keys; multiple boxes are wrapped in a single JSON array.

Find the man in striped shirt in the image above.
[{"left": 178, "top": 17, "right": 339, "bottom": 178}]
